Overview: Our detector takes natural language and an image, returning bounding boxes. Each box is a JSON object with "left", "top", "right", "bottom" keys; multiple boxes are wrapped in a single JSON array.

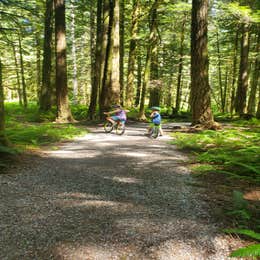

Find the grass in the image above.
[
  {"left": 1, "top": 102, "right": 89, "bottom": 168},
  {"left": 171, "top": 119, "right": 260, "bottom": 183}
]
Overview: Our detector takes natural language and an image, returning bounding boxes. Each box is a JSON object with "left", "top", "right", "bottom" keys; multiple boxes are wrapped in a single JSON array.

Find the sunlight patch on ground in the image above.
[
  {"left": 45, "top": 150, "right": 102, "bottom": 158},
  {"left": 117, "top": 151, "right": 148, "bottom": 158},
  {"left": 243, "top": 189, "right": 260, "bottom": 201},
  {"left": 112, "top": 176, "right": 142, "bottom": 184}
]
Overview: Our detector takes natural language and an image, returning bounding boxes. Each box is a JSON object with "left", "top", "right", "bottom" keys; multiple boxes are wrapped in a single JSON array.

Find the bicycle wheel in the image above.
[
  {"left": 116, "top": 122, "right": 125, "bottom": 135},
  {"left": 151, "top": 125, "right": 159, "bottom": 138},
  {"left": 104, "top": 121, "right": 114, "bottom": 133}
]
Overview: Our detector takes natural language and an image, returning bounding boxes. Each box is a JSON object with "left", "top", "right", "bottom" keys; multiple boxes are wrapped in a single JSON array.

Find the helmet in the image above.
[
  {"left": 150, "top": 106, "right": 160, "bottom": 111},
  {"left": 112, "top": 104, "right": 121, "bottom": 108}
]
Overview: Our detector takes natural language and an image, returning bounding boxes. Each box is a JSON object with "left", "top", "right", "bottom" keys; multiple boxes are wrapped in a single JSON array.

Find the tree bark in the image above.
[
  {"left": 126, "top": 0, "right": 139, "bottom": 107},
  {"left": 190, "top": 0, "right": 216, "bottom": 128},
  {"left": 18, "top": 34, "right": 27, "bottom": 108},
  {"left": 54, "top": 0, "right": 74, "bottom": 122},
  {"left": 36, "top": 32, "right": 41, "bottom": 104},
  {"left": 100, "top": 0, "right": 121, "bottom": 114},
  {"left": 247, "top": 31, "right": 260, "bottom": 115},
  {"left": 12, "top": 44, "right": 22, "bottom": 106},
  {"left": 119, "top": 0, "right": 125, "bottom": 106},
  {"left": 0, "top": 59, "right": 9, "bottom": 146},
  {"left": 135, "top": 54, "right": 142, "bottom": 107},
  {"left": 235, "top": 22, "right": 250, "bottom": 116},
  {"left": 175, "top": 17, "right": 186, "bottom": 113},
  {"left": 139, "top": 0, "right": 160, "bottom": 119},
  {"left": 148, "top": 0, "right": 160, "bottom": 108},
  {"left": 40, "top": 0, "right": 53, "bottom": 111},
  {"left": 71, "top": 0, "right": 79, "bottom": 105},
  {"left": 230, "top": 31, "right": 239, "bottom": 116},
  {"left": 99, "top": 0, "right": 112, "bottom": 115},
  {"left": 216, "top": 30, "right": 224, "bottom": 113},
  {"left": 89, "top": 0, "right": 102, "bottom": 119}
]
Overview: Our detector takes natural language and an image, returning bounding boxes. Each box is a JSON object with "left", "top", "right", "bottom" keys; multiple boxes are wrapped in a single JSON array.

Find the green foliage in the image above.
[
  {"left": 225, "top": 191, "right": 251, "bottom": 228},
  {"left": 224, "top": 229, "right": 260, "bottom": 241},
  {"left": 4, "top": 102, "right": 88, "bottom": 149},
  {"left": 70, "top": 104, "right": 88, "bottom": 120},
  {"left": 230, "top": 244, "right": 260, "bottom": 258},
  {"left": 0, "top": 145, "right": 17, "bottom": 155},
  {"left": 171, "top": 125, "right": 260, "bottom": 182},
  {"left": 224, "top": 211, "right": 260, "bottom": 258}
]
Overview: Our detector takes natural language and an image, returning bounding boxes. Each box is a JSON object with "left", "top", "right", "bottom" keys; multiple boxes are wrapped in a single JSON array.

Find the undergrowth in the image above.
[{"left": 171, "top": 123, "right": 260, "bottom": 183}]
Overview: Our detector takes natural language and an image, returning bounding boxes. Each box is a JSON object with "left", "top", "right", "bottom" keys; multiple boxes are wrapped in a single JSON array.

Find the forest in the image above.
[{"left": 0, "top": 0, "right": 260, "bottom": 258}]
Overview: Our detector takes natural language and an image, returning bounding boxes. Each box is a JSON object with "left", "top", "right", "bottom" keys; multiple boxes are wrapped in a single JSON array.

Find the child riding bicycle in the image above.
[
  {"left": 104, "top": 105, "right": 128, "bottom": 125},
  {"left": 147, "top": 106, "right": 163, "bottom": 136}
]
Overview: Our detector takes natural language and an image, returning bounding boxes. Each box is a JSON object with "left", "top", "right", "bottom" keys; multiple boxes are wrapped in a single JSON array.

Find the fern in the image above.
[
  {"left": 230, "top": 161, "right": 260, "bottom": 175},
  {"left": 230, "top": 243, "right": 260, "bottom": 257},
  {"left": 224, "top": 229, "right": 260, "bottom": 241}
]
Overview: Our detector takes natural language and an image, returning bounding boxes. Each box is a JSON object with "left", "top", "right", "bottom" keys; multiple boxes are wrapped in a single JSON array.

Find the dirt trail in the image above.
[{"left": 0, "top": 122, "right": 242, "bottom": 259}]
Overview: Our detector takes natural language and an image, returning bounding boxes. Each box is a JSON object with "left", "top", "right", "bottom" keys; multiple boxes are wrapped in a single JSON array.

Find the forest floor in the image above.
[{"left": 0, "top": 122, "right": 249, "bottom": 259}]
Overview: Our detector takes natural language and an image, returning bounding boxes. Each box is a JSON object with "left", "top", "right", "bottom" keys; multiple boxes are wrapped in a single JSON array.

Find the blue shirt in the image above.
[{"left": 151, "top": 112, "right": 161, "bottom": 125}]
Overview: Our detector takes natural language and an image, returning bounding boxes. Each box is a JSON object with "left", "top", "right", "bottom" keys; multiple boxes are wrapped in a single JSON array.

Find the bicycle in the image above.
[
  {"left": 148, "top": 123, "right": 161, "bottom": 139},
  {"left": 104, "top": 120, "right": 126, "bottom": 135}
]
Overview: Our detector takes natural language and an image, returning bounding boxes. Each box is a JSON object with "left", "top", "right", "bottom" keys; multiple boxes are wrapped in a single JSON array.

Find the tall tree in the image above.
[
  {"left": 175, "top": 16, "right": 187, "bottom": 113},
  {"left": 54, "top": 0, "right": 74, "bottom": 122},
  {"left": 139, "top": 0, "right": 160, "bottom": 119},
  {"left": 89, "top": 0, "right": 103, "bottom": 119},
  {"left": 125, "top": 0, "right": 139, "bottom": 107},
  {"left": 119, "top": 0, "right": 125, "bottom": 106},
  {"left": 247, "top": 31, "right": 260, "bottom": 115},
  {"left": 71, "top": 0, "right": 79, "bottom": 105},
  {"left": 100, "top": 0, "right": 121, "bottom": 113},
  {"left": 190, "top": 0, "right": 216, "bottom": 128},
  {"left": 18, "top": 34, "right": 27, "bottom": 108},
  {"left": 230, "top": 30, "right": 239, "bottom": 116},
  {"left": 40, "top": 0, "right": 53, "bottom": 111},
  {"left": 235, "top": 20, "right": 250, "bottom": 116},
  {"left": 148, "top": 0, "right": 160, "bottom": 107},
  {"left": 0, "top": 59, "right": 9, "bottom": 146}
]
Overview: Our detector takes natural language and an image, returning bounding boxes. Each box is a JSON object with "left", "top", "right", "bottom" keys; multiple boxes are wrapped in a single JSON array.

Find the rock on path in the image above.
[{"left": 0, "top": 122, "right": 242, "bottom": 259}]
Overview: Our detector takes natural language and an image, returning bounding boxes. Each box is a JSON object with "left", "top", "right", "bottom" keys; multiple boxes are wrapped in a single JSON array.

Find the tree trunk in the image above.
[
  {"left": 235, "top": 22, "right": 250, "bottom": 116},
  {"left": 119, "top": 0, "right": 125, "bottom": 106},
  {"left": 0, "top": 59, "right": 9, "bottom": 146},
  {"left": 256, "top": 83, "right": 260, "bottom": 119},
  {"left": 139, "top": 1, "right": 160, "bottom": 119},
  {"left": 190, "top": 0, "right": 216, "bottom": 128},
  {"left": 12, "top": 44, "right": 22, "bottom": 106},
  {"left": 175, "top": 17, "right": 186, "bottom": 113},
  {"left": 217, "top": 30, "right": 224, "bottom": 113},
  {"left": 135, "top": 54, "right": 142, "bottom": 107},
  {"left": 99, "top": 0, "right": 112, "bottom": 115},
  {"left": 247, "top": 31, "right": 260, "bottom": 115},
  {"left": 111, "top": 0, "right": 121, "bottom": 104},
  {"left": 54, "top": 0, "right": 74, "bottom": 122},
  {"left": 230, "top": 31, "right": 239, "bottom": 116},
  {"left": 100, "top": 0, "right": 121, "bottom": 114},
  {"left": 89, "top": 0, "right": 102, "bottom": 119},
  {"left": 126, "top": 0, "right": 139, "bottom": 107},
  {"left": 18, "top": 34, "right": 27, "bottom": 108},
  {"left": 148, "top": 0, "right": 160, "bottom": 108},
  {"left": 40, "top": 0, "right": 53, "bottom": 111},
  {"left": 71, "top": 0, "right": 78, "bottom": 105},
  {"left": 36, "top": 32, "right": 41, "bottom": 104}
]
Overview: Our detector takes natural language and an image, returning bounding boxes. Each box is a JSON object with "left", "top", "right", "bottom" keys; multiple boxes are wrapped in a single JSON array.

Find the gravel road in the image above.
[{"left": 0, "top": 122, "right": 243, "bottom": 259}]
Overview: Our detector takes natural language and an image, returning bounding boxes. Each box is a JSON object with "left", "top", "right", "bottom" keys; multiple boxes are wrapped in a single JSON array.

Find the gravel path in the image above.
[{"left": 0, "top": 122, "right": 243, "bottom": 259}]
